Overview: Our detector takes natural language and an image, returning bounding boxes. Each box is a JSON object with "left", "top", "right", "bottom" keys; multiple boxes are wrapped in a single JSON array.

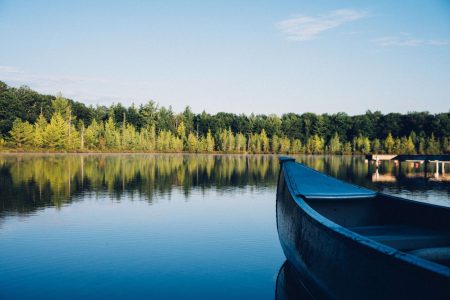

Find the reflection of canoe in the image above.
[
  {"left": 276, "top": 157, "right": 450, "bottom": 299},
  {"left": 275, "top": 261, "right": 314, "bottom": 300}
]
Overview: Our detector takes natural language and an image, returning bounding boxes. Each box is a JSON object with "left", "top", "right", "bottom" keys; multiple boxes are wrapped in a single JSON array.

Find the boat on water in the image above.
[{"left": 276, "top": 157, "right": 450, "bottom": 299}]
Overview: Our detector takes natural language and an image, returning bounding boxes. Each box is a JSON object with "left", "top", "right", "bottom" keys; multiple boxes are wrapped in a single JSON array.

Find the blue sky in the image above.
[{"left": 0, "top": 0, "right": 449, "bottom": 115}]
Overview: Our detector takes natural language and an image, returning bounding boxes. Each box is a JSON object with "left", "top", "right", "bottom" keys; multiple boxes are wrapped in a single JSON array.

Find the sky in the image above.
[{"left": 0, "top": 0, "right": 449, "bottom": 115}]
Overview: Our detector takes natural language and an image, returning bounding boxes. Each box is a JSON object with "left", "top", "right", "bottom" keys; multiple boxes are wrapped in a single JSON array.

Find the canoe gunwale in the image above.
[{"left": 278, "top": 158, "right": 450, "bottom": 278}]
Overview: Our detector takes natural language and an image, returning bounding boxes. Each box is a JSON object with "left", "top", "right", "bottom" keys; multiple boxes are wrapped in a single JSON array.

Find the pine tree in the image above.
[
  {"left": 272, "top": 135, "right": 280, "bottom": 153},
  {"left": 426, "top": 134, "right": 440, "bottom": 154},
  {"left": 66, "top": 125, "right": 81, "bottom": 150},
  {"left": 372, "top": 139, "right": 381, "bottom": 154},
  {"left": 10, "top": 118, "right": 34, "bottom": 147},
  {"left": 292, "top": 139, "right": 302, "bottom": 153},
  {"left": 84, "top": 119, "right": 102, "bottom": 149},
  {"left": 342, "top": 142, "right": 352, "bottom": 155},
  {"left": 52, "top": 94, "right": 71, "bottom": 121},
  {"left": 402, "top": 136, "right": 416, "bottom": 154},
  {"left": 45, "top": 113, "right": 68, "bottom": 149},
  {"left": 279, "top": 137, "right": 291, "bottom": 153},
  {"left": 384, "top": 133, "right": 395, "bottom": 154},
  {"left": 105, "top": 117, "right": 119, "bottom": 149},
  {"left": 187, "top": 132, "right": 199, "bottom": 152},
  {"left": 260, "top": 129, "right": 269, "bottom": 153},
  {"left": 328, "top": 132, "right": 342, "bottom": 154},
  {"left": 34, "top": 113, "right": 47, "bottom": 148},
  {"left": 205, "top": 129, "right": 215, "bottom": 152},
  {"left": 312, "top": 134, "right": 325, "bottom": 154},
  {"left": 235, "top": 133, "right": 246, "bottom": 152}
]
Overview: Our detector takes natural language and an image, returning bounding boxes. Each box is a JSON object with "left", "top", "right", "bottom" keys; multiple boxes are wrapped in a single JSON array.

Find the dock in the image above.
[
  {"left": 365, "top": 154, "right": 450, "bottom": 179},
  {"left": 365, "top": 154, "right": 450, "bottom": 163}
]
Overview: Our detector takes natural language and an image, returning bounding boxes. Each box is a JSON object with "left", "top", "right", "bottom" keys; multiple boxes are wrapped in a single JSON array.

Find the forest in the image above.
[{"left": 0, "top": 81, "right": 449, "bottom": 154}]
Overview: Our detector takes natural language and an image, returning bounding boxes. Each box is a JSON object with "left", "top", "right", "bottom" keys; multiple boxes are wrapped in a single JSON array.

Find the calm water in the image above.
[{"left": 0, "top": 154, "right": 449, "bottom": 299}]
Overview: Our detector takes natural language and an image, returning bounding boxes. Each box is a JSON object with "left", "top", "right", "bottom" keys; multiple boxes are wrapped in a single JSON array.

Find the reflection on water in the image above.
[
  {"left": 0, "top": 154, "right": 279, "bottom": 216},
  {"left": 2, "top": 154, "right": 448, "bottom": 218},
  {"left": 275, "top": 261, "right": 314, "bottom": 300},
  {"left": 370, "top": 161, "right": 450, "bottom": 183},
  {"left": 0, "top": 154, "right": 449, "bottom": 299}
]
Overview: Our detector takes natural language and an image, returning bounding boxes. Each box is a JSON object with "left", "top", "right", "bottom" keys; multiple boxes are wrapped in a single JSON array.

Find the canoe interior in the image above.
[{"left": 305, "top": 195, "right": 450, "bottom": 258}]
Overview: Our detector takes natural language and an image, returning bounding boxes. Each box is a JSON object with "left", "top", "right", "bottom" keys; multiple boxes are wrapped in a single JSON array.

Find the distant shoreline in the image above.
[{"left": 0, "top": 150, "right": 400, "bottom": 156}]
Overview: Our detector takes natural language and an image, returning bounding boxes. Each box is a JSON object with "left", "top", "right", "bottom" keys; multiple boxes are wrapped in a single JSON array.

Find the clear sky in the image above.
[{"left": 0, "top": 0, "right": 449, "bottom": 115}]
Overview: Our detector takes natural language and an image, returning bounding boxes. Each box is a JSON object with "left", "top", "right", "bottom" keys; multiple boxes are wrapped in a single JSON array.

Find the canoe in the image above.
[{"left": 276, "top": 157, "right": 450, "bottom": 299}]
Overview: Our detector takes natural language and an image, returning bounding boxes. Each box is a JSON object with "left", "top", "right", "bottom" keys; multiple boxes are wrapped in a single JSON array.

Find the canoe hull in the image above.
[{"left": 276, "top": 162, "right": 450, "bottom": 299}]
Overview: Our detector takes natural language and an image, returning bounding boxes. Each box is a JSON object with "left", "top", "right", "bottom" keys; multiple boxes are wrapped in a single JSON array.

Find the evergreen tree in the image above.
[
  {"left": 235, "top": 133, "right": 247, "bottom": 152},
  {"left": 105, "top": 117, "right": 119, "bottom": 149},
  {"left": 34, "top": 113, "right": 47, "bottom": 148},
  {"left": 279, "top": 137, "right": 291, "bottom": 153},
  {"left": 260, "top": 129, "right": 269, "bottom": 153},
  {"left": 187, "top": 132, "right": 199, "bottom": 152},
  {"left": 384, "top": 133, "right": 395, "bottom": 154},
  {"left": 328, "top": 132, "right": 342, "bottom": 154},
  {"left": 372, "top": 138, "right": 381, "bottom": 154},
  {"left": 84, "top": 119, "right": 102, "bottom": 149},
  {"left": 10, "top": 118, "right": 34, "bottom": 147},
  {"left": 291, "top": 139, "right": 302, "bottom": 153},
  {"left": 402, "top": 136, "right": 416, "bottom": 154},
  {"left": 426, "top": 134, "right": 440, "bottom": 154},
  {"left": 52, "top": 94, "right": 71, "bottom": 121},
  {"left": 66, "top": 125, "right": 81, "bottom": 150},
  {"left": 45, "top": 113, "right": 68, "bottom": 149},
  {"left": 272, "top": 135, "right": 280, "bottom": 153},
  {"left": 205, "top": 129, "right": 215, "bottom": 152}
]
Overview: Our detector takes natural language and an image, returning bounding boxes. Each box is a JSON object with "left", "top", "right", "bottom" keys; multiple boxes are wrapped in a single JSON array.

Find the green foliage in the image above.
[
  {"left": 235, "top": 133, "right": 247, "bottom": 152},
  {"left": 328, "top": 132, "right": 342, "bottom": 154},
  {"left": 84, "top": 119, "right": 102, "bottom": 149},
  {"left": 52, "top": 94, "right": 71, "bottom": 121},
  {"left": 291, "top": 139, "right": 302, "bottom": 153},
  {"left": 45, "top": 113, "right": 68, "bottom": 149},
  {"left": 306, "top": 135, "right": 324, "bottom": 154},
  {"left": 384, "top": 133, "right": 395, "bottom": 154},
  {"left": 271, "top": 135, "right": 280, "bottom": 153},
  {"left": 10, "top": 118, "right": 34, "bottom": 147},
  {"left": 187, "top": 132, "right": 199, "bottom": 152},
  {"left": 34, "top": 113, "right": 47, "bottom": 148},
  {"left": 219, "top": 128, "right": 235, "bottom": 152},
  {"left": 426, "top": 134, "right": 440, "bottom": 154},
  {"left": 260, "top": 129, "right": 269, "bottom": 153},
  {"left": 0, "top": 81, "right": 448, "bottom": 154},
  {"left": 279, "top": 137, "right": 291, "bottom": 153},
  {"left": 205, "top": 130, "right": 215, "bottom": 152}
]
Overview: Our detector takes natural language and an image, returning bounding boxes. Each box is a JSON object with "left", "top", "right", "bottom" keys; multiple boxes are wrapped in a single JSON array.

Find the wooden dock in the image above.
[
  {"left": 366, "top": 154, "right": 450, "bottom": 163},
  {"left": 365, "top": 154, "right": 450, "bottom": 175}
]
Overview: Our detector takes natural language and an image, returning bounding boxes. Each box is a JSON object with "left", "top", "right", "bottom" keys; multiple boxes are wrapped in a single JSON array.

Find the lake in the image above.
[{"left": 0, "top": 154, "right": 449, "bottom": 299}]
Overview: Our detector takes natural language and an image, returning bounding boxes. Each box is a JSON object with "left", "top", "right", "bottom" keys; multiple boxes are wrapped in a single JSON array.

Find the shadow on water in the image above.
[{"left": 275, "top": 261, "right": 314, "bottom": 300}]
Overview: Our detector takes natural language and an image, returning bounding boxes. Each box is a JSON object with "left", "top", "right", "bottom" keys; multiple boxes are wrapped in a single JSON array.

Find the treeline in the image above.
[{"left": 0, "top": 81, "right": 449, "bottom": 154}]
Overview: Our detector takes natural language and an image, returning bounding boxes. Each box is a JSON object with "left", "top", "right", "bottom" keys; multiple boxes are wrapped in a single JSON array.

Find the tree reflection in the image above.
[
  {"left": 1, "top": 154, "right": 447, "bottom": 217},
  {"left": 0, "top": 154, "right": 280, "bottom": 216}
]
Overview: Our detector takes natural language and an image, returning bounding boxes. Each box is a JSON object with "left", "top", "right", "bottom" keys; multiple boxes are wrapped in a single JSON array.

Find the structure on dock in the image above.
[{"left": 365, "top": 154, "right": 450, "bottom": 180}]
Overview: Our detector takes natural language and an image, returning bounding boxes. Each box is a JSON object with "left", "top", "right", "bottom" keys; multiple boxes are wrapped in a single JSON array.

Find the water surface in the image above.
[{"left": 0, "top": 154, "right": 448, "bottom": 299}]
